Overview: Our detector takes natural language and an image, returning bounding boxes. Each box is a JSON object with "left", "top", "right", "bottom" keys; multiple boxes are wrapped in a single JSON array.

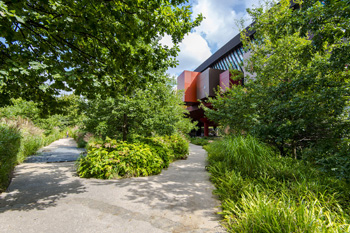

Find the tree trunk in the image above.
[{"left": 122, "top": 113, "right": 128, "bottom": 141}]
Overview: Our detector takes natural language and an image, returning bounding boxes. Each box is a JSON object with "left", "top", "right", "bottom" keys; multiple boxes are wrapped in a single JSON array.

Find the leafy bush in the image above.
[
  {"left": 36, "top": 114, "right": 69, "bottom": 135},
  {"left": 78, "top": 138, "right": 164, "bottom": 179},
  {"left": 206, "top": 135, "right": 350, "bottom": 232},
  {"left": 71, "top": 129, "right": 95, "bottom": 149},
  {"left": 0, "top": 98, "right": 40, "bottom": 122},
  {"left": 0, "top": 124, "right": 21, "bottom": 192},
  {"left": 138, "top": 136, "right": 173, "bottom": 168},
  {"left": 164, "top": 134, "right": 189, "bottom": 160},
  {"left": 78, "top": 134, "right": 190, "bottom": 179}
]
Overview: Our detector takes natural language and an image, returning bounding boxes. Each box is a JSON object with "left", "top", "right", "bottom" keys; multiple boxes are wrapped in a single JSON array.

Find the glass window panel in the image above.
[
  {"left": 232, "top": 52, "right": 244, "bottom": 71},
  {"left": 222, "top": 60, "right": 228, "bottom": 70},
  {"left": 218, "top": 62, "right": 223, "bottom": 70},
  {"left": 232, "top": 52, "right": 241, "bottom": 68},
  {"left": 220, "top": 61, "right": 226, "bottom": 70},
  {"left": 220, "top": 60, "right": 228, "bottom": 70},
  {"left": 235, "top": 50, "right": 243, "bottom": 63},
  {"left": 229, "top": 53, "right": 239, "bottom": 70},
  {"left": 223, "top": 57, "right": 230, "bottom": 70},
  {"left": 233, "top": 50, "right": 242, "bottom": 64},
  {"left": 224, "top": 58, "right": 231, "bottom": 70},
  {"left": 227, "top": 55, "right": 237, "bottom": 70},
  {"left": 238, "top": 46, "right": 245, "bottom": 57}
]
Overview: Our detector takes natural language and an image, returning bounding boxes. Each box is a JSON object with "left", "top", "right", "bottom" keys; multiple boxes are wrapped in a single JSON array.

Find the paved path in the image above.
[
  {"left": 0, "top": 139, "right": 223, "bottom": 233},
  {"left": 25, "top": 138, "right": 85, "bottom": 163}
]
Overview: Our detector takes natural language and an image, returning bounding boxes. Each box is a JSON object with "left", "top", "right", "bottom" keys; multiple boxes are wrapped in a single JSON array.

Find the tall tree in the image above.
[{"left": 0, "top": 0, "right": 202, "bottom": 105}]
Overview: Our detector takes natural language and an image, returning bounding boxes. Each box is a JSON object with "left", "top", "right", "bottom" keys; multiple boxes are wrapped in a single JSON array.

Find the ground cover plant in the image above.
[
  {"left": 190, "top": 137, "right": 219, "bottom": 146},
  {"left": 205, "top": 135, "right": 350, "bottom": 232},
  {"left": 77, "top": 134, "right": 189, "bottom": 179}
]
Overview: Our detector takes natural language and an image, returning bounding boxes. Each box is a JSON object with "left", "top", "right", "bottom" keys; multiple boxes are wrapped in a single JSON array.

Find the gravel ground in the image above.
[{"left": 0, "top": 139, "right": 224, "bottom": 233}]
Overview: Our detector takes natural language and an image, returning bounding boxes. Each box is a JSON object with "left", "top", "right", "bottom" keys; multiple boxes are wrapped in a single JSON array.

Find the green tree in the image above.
[
  {"left": 204, "top": 0, "right": 350, "bottom": 158},
  {"left": 83, "top": 74, "right": 195, "bottom": 140},
  {"left": 55, "top": 94, "right": 85, "bottom": 126},
  {"left": 0, "top": 0, "right": 202, "bottom": 105}
]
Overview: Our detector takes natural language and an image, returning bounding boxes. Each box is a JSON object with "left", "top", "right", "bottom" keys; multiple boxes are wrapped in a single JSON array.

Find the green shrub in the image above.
[
  {"left": 205, "top": 135, "right": 350, "bottom": 232},
  {"left": 139, "top": 136, "right": 173, "bottom": 168},
  {"left": 78, "top": 134, "right": 190, "bottom": 179},
  {"left": 0, "top": 124, "right": 21, "bottom": 192},
  {"left": 78, "top": 138, "right": 164, "bottom": 179},
  {"left": 72, "top": 130, "right": 94, "bottom": 149},
  {"left": 164, "top": 134, "right": 189, "bottom": 160},
  {"left": 77, "top": 137, "right": 87, "bottom": 148}
]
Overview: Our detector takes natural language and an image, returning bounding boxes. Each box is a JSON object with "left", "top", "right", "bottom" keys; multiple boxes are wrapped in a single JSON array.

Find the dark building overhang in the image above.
[{"left": 194, "top": 27, "right": 255, "bottom": 73}]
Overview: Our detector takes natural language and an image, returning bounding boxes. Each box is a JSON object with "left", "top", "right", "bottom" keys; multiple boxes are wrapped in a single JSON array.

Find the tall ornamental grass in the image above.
[
  {"left": 0, "top": 117, "right": 69, "bottom": 192},
  {"left": 205, "top": 135, "right": 350, "bottom": 232},
  {"left": 0, "top": 124, "right": 21, "bottom": 192}
]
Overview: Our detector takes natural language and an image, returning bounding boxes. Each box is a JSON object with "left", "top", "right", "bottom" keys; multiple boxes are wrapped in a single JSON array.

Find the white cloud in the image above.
[
  {"left": 159, "top": 34, "right": 174, "bottom": 48},
  {"left": 166, "top": 0, "right": 259, "bottom": 77},
  {"left": 166, "top": 32, "right": 212, "bottom": 77},
  {"left": 192, "top": 0, "right": 257, "bottom": 49}
]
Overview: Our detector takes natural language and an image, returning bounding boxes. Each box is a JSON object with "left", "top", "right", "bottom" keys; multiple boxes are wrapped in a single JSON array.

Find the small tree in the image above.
[{"left": 83, "top": 74, "right": 195, "bottom": 140}]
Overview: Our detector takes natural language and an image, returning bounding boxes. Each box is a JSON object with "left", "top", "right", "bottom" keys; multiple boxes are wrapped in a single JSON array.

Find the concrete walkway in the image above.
[{"left": 0, "top": 139, "right": 223, "bottom": 233}]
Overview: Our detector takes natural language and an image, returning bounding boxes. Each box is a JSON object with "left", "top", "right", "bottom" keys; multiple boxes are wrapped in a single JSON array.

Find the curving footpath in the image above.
[{"left": 0, "top": 138, "right": 224, "bottom": 233}]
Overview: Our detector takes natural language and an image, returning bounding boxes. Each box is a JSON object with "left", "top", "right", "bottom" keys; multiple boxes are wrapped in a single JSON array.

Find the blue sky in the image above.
[{"left": 161, "top": 0, "right": 259, "bottom": 77}]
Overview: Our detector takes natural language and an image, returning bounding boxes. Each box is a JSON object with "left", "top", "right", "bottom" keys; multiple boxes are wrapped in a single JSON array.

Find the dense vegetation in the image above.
[
  {"left": 205, "top": 136, "right": 350, "bottom": 232},
  {"left": 0, "top": 0, "right": 203, "bottom": 105},
  {"left": 81, "top": 76, "right": 195, "bottom": 141},
  {"left": 75, "top": 76, "right": 194, "bottom": 179},
  {"left": 189, "top": 136, "right": 218, "bottom": 146},
  {"left": 204, "top": 0, "right": 350, "bottom": 178},
  {"left": 0, "top": 0, "right": 200, "bottom": 189},
  {"left": 201, "top": 0, "right": 350, "bottom": 231},
  {"left": 78, "top": 135, "right": 189, "bottom": 179},
  {"left": 0, "top": 97, "right": 78, "bottom": 192}
]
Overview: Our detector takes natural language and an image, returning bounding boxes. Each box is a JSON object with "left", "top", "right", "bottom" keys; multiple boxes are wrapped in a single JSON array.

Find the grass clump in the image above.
[
  {"left": 0, "top": 124, "right": 21, "bottom": 192},
  {"left": 205, "top": 135, "right": 350, "bottom": 232},
  {"left": 190, "top": 136, "right": 218, "bottom": 146},
  {"left": 0, "top": 117, "right": 73, "bottom": 192},
  {"left": 77, "top": 134, "right": 189, "bottom": 179}
]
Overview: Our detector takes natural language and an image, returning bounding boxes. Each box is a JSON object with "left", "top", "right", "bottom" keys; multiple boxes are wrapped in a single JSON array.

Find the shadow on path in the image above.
[
  {"left": 0, "top": 163, "right": 85, "bottom": 213},
  {"left": 89, "top": 144, "right": 221, "bottom": 221}
]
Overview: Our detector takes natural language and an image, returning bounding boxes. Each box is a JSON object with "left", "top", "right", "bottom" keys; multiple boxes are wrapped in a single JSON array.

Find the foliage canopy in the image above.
[{"left": 0, "top": 0, "right": 202, "bottom": 105}]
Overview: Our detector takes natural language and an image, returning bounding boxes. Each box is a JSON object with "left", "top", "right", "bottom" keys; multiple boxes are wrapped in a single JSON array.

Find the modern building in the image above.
[
  {"left": 177, "top": 29, "right": 255, "bottom": 136},
  {"left": 177, "top": 2, "right": 302, "bottom": 136}
]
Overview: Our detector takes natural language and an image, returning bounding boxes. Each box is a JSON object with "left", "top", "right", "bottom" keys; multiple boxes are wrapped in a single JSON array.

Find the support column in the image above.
[
  {"left": 204, "top": 121, "right": 209, "bottom": 137},
  {"left": 200, "top": 118, "right": 209, "bottom": 137}
]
